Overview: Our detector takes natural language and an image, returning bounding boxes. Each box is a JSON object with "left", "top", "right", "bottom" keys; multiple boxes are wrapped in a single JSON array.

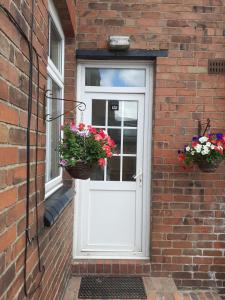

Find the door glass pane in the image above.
[
  {"left": 91, "top": 165, "right": 104, "bottom": 181},
  {"left": 85, "top": 68, "right": 146, "bottom": 87},
  {"left": 92, "top": 100, "right": 106, "bottom": 126},
  {"left": 107, "top": 156, "right": 120, "bottom": 181},
  {"left": 123, "top": 129, "right": 137, "bottom": 154},
  {"left": 108, "top": 100, "right": 122, "bottom": 126},
  {"left": 123, "top": 157, "right": 136, "bottom": 181},
  {"left": 107, "top": 129, "right": 121, "bottom": 153},
  {"left": 91, "top": 98, "right": 139, "bottom": 182},
  {"left": 124, "top": 101, "right": 138, "bottom": 127}
]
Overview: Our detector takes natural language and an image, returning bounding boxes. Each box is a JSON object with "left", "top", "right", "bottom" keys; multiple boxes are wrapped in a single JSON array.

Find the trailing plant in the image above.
[
  {"left": 178, "top": 133, "right": 225, "bottom": 167},
  {"left": 59, "top": 122, "right": 116, "bottom": 168}
]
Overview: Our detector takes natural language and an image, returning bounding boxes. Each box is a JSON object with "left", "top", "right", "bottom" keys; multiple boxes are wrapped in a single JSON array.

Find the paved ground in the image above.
[{"left": 63, "top": 277, "right": 222, "bottom": 300}]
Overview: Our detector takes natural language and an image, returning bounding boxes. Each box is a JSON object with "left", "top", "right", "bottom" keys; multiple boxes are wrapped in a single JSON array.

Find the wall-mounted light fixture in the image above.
[{"left": 108, "top": 36, "right": 130, "bottom": 50}]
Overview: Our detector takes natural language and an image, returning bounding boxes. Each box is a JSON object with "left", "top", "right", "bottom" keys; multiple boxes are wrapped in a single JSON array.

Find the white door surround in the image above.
[{"left": 74, "top": 61, "right": 153, "bottom": 259}]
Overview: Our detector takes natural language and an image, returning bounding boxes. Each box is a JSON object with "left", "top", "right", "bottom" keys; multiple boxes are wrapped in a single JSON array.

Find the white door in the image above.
[{"left": 74, "top": 62, "right": 153, "bottom": 259}]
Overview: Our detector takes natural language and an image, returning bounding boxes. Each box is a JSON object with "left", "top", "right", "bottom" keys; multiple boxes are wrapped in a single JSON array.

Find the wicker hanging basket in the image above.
[
  {"left": 197, "top": 159, "right": 222, "bottom": 173},
  {"left": 66, "top": 161, "right": 92, "bottom": 179}
]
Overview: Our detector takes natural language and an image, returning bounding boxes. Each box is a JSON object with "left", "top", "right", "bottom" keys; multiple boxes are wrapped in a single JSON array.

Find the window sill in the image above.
[{"left": 44, "top": 186, "right": 75, "bottom": 227}]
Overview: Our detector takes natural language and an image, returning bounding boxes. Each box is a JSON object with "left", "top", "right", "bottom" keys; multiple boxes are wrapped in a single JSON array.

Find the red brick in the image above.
[
  {"left": 0, "top": 224, "right": 17, "bottom": 252},
  {"left": 0, "top": 147, "right": 18, "bottom": 166},
  {"left": 0, "top": 102, "right": 19, "bottom": 126},
  {"left": 0, "top": 187, "right": 17, "bottom": 211}
]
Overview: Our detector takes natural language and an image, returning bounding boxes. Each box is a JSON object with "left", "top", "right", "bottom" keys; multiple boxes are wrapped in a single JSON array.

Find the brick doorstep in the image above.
[
  {"left": 71, "top": 259, "right": 151, "bottom": 276},
  {"left": 63, "top": 277, "right": 222, "bottom": 300}
]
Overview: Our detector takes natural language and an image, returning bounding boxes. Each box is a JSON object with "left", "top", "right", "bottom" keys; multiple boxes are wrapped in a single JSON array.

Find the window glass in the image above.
[
  {"left": 49, "top": 16, "right": 62, "bottom": 72},
  {"left": 124, "top": 101, "right": 138, "bottom": 127},
  {"left": 92, "top": 100, "right": 106, "bottom": 126},
  {"left": 123, "top": 129, "right": 137, "bottom": 154},
  {"left": 107, "top": 129, "right": 121, "bottom": 153},
  {"left": 46, "top": 77, "right": 62, "bottom": 182},
  {"left": 85, "top": 68, "right": 146, "bottom": 87},
  {"left": 123, "top": 157, "right": 136, "bottom": 181},
  {"left": 91, "top": 165, "right": 104, "bottom": 181},
  {"left": 107, "top": 156, "right": 120, "bottom": 181}
]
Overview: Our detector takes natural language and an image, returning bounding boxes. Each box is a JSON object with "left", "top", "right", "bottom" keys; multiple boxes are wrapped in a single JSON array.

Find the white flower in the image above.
[
  {"left": 194, "top": 144, "right": 202, "bottom": 153},
  {"left": 186, "top": 146, "right": 191, "bottom": 152},
  {"left": 203, "top": 145, "right": 210, "bottom": 151},
  {"left": 191, "top": 151, "right": 195, "bottom": 155},
  {"left": 199, "top": 136, "right": 208, "bottom": 143},
  {"left": 201, "top": 148, "right": 209, "bottom": 155},
  {"left": 206, "top": 142, "right": 211, "bottom": 147},
  {"left": 211, "top": 145, "right": 215, "bottom": 150}
]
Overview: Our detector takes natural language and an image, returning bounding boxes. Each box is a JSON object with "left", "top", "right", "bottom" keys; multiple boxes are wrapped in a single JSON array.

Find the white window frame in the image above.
[{"left": 45, "top": 0, "right": 65, "bottom": 198}]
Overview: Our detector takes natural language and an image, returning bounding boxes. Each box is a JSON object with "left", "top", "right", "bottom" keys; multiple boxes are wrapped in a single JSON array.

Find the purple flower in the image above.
[
  {"left": 192, "top": 136, "right": 198, "bottom": 141},
  {"left": 216, "top": 133, "right": 223, "bottom": 140},
  {"left": 59, "top": 159, "right": 67, "bottom": 167},
  {"left": 70, "top": 124, "right": 78, "bottom": 132}
]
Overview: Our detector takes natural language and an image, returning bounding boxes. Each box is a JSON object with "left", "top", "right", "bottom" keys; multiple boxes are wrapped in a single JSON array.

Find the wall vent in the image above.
[{"left": 208, "top": 59, "right": 225, "bottom": 74}]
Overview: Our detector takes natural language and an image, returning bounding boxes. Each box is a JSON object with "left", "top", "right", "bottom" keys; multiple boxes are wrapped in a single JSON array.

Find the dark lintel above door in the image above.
[{"left": 76, "top": 49, "right": 168, "bottom": 60}]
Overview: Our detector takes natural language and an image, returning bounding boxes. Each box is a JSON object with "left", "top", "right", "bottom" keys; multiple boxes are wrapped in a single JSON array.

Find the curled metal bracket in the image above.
[
  {"left": 44, "top": 90, "right": 86, "bottom": 122},
  {"left": 198, "top": 118, "right": 211, "bottom": 136}
]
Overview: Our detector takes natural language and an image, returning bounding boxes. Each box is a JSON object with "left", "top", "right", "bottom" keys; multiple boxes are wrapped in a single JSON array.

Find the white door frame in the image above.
[{"left": 73, "top": 60, "right": 154, "bottom": 259}]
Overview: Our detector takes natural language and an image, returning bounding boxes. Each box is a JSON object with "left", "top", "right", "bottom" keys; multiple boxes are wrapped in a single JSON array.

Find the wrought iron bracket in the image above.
[
  {"left": 198, "top": 118, "right": 211, "bottom": 136},
  {"left": 44, "top": 90, "right": 86, "bottom": 122}
]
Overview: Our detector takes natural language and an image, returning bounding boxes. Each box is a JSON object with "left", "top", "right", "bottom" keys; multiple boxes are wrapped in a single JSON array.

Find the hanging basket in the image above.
[
  {"left": 197, "top": 159, "right": 222, "bottom": 173},
  {"left": 66, "top": 161, "right": 92, "bottom": 179}
]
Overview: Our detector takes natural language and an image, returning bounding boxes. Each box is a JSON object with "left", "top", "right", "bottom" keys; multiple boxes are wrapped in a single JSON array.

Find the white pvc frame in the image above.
[
  {"left": 74, "top": 60, "right": 154, "bottom": 259},
  {"left": 45, "top": 0, "right": 65, "bottom": 198}
]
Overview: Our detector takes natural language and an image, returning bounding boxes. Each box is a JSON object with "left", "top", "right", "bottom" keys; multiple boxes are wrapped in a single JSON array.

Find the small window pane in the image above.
[
  {"left": 108, "top": 100, "right": 122, "bottom": 126},
  {"left": 124, "top": 101, "right": 138, "bottom": 127},
  {"left": 90, "top": 165, "right": 104, "bottom": 181},
  {"left": 85, "top": 68, "right": 146, "bottom": 87},
  {"left": 49, "top": 17, "right": 62, "bottom": 71},
  {"left": 123, "top": 129, "right": 137, "bottom": 154},
  {"left": 108, "top": 129, "right": 121, "bottom": 153},
  {"left": 123, "top": 157, "right": 136, "bottom": 181},
  {"left": 107, "top": 156, "right": 120, "bottom": 181},
  {"left": 92, "top": 100, "right": 106, "bottom": 126},
  {"left": 50, "top": 80, "right": 61, "bottom": 180}
]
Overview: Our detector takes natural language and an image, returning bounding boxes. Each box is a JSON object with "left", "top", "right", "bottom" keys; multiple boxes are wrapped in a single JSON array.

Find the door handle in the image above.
[{"left": 133, "top": 172, "right": 142, "bottom": 180}]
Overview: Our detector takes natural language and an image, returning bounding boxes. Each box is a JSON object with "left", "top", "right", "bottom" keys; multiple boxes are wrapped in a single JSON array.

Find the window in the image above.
[
  {"left": 45, "top": 0, "right": 65, "bottom": 197},
  {"left": 85, "top": 68, "right": 146, "bottom": 87}
]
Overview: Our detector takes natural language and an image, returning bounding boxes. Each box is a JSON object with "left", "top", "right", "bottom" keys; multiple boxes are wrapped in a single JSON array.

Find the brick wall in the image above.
[
  {"left": 76, "top": 0, "right": 225, "bottom": 294},
  {"left": 0, "top": 0, "right": 76, "bottom": 299}
]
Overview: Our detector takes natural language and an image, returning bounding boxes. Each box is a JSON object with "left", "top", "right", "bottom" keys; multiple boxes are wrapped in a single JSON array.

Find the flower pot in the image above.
[
  {"left": 197, "top": 159, "right": 222, "bottom": 173},
  {"left": 66, "top": 162, "right": 92, "bottom": 179}
]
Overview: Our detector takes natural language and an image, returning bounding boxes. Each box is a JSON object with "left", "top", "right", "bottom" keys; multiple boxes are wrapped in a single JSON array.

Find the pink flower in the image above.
[
  {"left": 102, "top": 145, "right": 111, "bottom": 153},
  {"left": 94, "top": 134, "right": 103, "bottom": 141},
  {"left": 107, "top": 138, "right": 116, "bottom": 148},
  {"left": 99, "top": 129, "right": 107, "bottom": 139},
  {"left": 88, "top": 125, "right": 97, "bottom": 134},
  {"left": 106, "top": 152, "right": 113, "bottom": 158},
  {"left": 98, "top": 158, "right": 105, "bottom": 167}
]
